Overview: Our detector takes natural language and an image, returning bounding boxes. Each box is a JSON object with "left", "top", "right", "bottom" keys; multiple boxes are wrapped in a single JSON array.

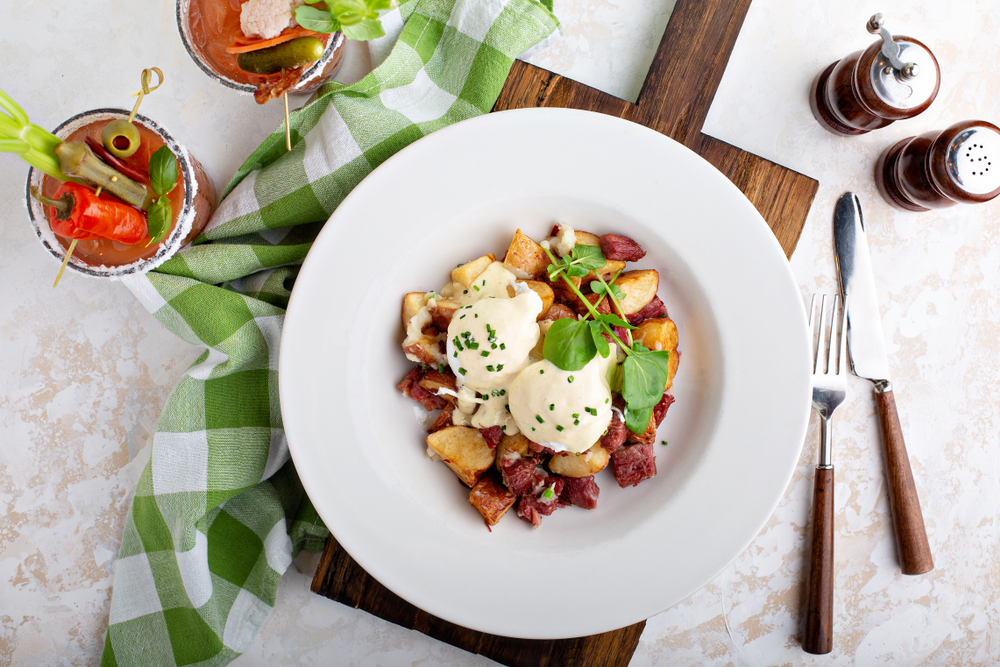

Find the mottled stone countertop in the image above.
[{"left": 3, "top": 0, "right": 998, "bottom": 664}]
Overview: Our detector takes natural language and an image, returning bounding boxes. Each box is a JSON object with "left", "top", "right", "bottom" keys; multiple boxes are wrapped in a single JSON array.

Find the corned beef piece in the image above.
[
  {"left": 397, "top": 367, "right": 447, "bottom": 411},
  {"left": 653, "top": 393, "right": 676, "bottom": 427},
  {"left": 627, "top": 296, "right": 668, "bottom": 326},
  {"left": 561, "top": 475, "right": 600, "bottom": 510},
  {"left": 478, "top": 426, "right": 504, "bottom": 450},
  {"left": 599, "top": 233, "right": 646, "bottom": 262},
  {"left": 516, "top": 477, "right": 566, "bottom": 527},
  {"left": 612, "top": 444, "right": 657, "bottom": 488},
  {"left": 600, "top": 411, "right": 628, "bottom": 453},
  {"left": 499, "top": 456, "right": 541, "bottom": 496}
]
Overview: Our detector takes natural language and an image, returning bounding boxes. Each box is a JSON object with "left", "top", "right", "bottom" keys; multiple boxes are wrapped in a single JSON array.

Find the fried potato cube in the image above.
[
  {"left": 451, "top": 254, "right": 497, "bottom": 288},
  {"left": 428, "top": 297, "right": 460, "bottom": 330},
  {"left": 402, "top": 292, "right": 426, "bottom": 328},
  {"left": 426, "top": 426, "right": 497, "bottom": 487},
  {"left": 418, "top": 371, "right": 458, "bottom": 403},
  {"left": 469, "top": 475, "right": 517, "bottom": 526},
  {"left": 503, "top": 229, "right": 549, "bottom": 279},
  {"left": 403, "top": 336, "right": 442, "bottom": 366},
  {"left": 625, "top": 412, "right": 657, "bottom": 445},
  {"left": 506, "top": 280, "right": 554, "bottom": 319},
  {"left": 635, "top": 317, "right": 679, "bottom": 389},
  {"left": 548, "top": 443, "right": 610, "bottom": 477},
  {"left": 496, "top": 433, "right": 532, "bottom": 471},
  {"left": 612, "top": 269, "right": 659, "bottom": 316},
  {"left": 427, "top": 404, "right": 455, "bottom": 433}
]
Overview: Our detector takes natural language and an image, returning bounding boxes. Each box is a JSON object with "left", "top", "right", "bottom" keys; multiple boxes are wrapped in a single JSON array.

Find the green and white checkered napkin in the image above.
[{"left": 101, "top": 1, "right": 558, "bottom": 663}]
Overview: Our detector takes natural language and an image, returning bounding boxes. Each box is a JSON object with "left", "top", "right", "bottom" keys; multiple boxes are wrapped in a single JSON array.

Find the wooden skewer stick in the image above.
[
  {"left": 53, "top": 239, "right": 77, "bottom": 288},
  {"left": 284, "top": 92, "right": 292, "bottom": 151}
]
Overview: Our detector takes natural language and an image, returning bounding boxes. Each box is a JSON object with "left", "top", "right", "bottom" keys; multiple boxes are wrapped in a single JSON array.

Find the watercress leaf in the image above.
[
  {"left": 341, "top": 17, "right": 385, "bottom": 40},
  {"left": 625, "top": 404, "right": 654, "bottom": 434},
  {"left": 595, "top": 313, "right": 636, "bottom": 329},
  {"left": 295, "top": 6, "right": 340, "bottom": 32},
  {"left": 566, "top": 264, "right": 589, "bottom": 278},
  {"left": 609, "top": 360, "right": 624, "bottom": 394},
  {"left": 146, "top": 196, "right": 172, "bottom": 245},
  {"left": 622, "top": 353, "right": 667, "bottom": 409},
  {"left": 148, "top": 146, "right": 178, "bottom": 197},
  {"left": 571, "top": 244, "right": 606, "bottom": 270},
  {"left": 589, "top": 281, "right": 607, "bottom": 294},
  {"left": 609, "top": 283, "right": 627, "bottom": 300},
  {"left": 543, "top": 317, "right": 597, "bottom": 371},
  {"left": 589, "top": 320, "right": 610, "bottom": 358}
]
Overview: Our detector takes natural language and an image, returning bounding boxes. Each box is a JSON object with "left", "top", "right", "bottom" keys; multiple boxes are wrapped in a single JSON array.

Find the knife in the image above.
[{"left": 833, "top": 192, "right": 933, "bottom": 575}]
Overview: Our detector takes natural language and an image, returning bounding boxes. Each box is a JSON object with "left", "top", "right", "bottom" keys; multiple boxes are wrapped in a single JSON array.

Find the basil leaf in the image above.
[
  {"left": 147, "top": 196, "right": 172, "bottom": 245},
  {"left": 571, "top": 244, "right": 606, "bottom": 270},
  {"left": 148, "top": 146, "right": 178, "bottom": 198},
  {"left": 295, "top": 6, "right": 341, "bottom": 32},
  {"left": 543, "top": 318, "right": 597, "bottom": 371},
  {"left": 589, "top": 320, "right": 610, "bottom": 358},
  {"left": 622, "top": 353, "right": 667, "bottom": 409},
  {"left": 625, "top": 405, "right": 654, "bottom": 435}
]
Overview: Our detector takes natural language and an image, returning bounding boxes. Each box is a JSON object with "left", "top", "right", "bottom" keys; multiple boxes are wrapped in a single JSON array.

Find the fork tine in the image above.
[
  {"left": 808, "top": 294, "right": 819, "bottom": 372},
  {"left": 818, "top": 294, "right": 830, "bottom": 374}
]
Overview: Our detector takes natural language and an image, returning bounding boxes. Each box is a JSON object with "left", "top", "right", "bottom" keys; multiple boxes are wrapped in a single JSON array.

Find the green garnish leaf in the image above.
[
  {"left": 543, "top": 317, "right": 597, "bottom": 371},
  {"left": 622, "top": 348, "right": 670, "bottom": 410},
  {"left": 570, "top": 244, "right": 606, "bottom": 271},
  {"left": 295, "top": 5, "right": 341, "bottom": 31},
  {"left": 342, "top": 17, "right": 385, "bottom": 41},
  {"left": 591, "top": 280, "right": 626, "bottom": 300},
  {"left": 148, "top": 146, "right": 178, "bottom": 198},
  {"left": 625, "top": 405, "right": 654, "bottom": 434},
  {"left": 589, "top": 320, "right": 611, "bottom": 358},
  {"left": 146, "top": 196, "right": 172, "bottom": 245},
  {"left": 595, "top": 313, "right": 636, "bottom": 330},
  {"left": 294, "top": 0, "right": 390, "bottom": 40},
  {"left": 542, "top": 487, "right": 556, "bottom": 500}
]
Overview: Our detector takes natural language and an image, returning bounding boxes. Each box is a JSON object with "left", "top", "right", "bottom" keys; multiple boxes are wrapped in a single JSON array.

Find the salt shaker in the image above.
[
  {"left": 810, "top": 14, "right": 940, "bottom": 136},
  {"left": 875, "top": 120, "right": 1000, "bottom": 211}
]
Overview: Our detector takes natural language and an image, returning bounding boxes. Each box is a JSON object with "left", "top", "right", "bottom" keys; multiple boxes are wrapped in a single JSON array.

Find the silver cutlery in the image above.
[
  {"left": 803, "top": 294, "right": 848, "bottom": 655},
  {"left": 833, "top": 192, "right": 934, "bottom": 575}
]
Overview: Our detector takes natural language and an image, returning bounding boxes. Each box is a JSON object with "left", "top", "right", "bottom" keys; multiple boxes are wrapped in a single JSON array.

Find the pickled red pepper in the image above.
[{"left": 39, "top": 182, "right": 148, "bottom": 244}]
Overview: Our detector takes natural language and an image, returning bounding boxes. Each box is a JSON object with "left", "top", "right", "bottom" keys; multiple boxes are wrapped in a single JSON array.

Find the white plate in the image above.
[{"left": 280, "top": 108, "right": 811, "bottom": 639}]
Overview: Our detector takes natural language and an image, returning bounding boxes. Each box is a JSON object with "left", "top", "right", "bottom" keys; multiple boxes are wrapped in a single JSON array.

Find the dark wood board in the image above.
[{"left": 312, "top": 0, "right": 819, "bottom": 664}]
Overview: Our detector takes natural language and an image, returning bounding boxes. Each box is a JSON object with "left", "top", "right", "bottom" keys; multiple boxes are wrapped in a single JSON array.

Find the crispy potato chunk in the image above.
[
  {"left": 548, "top": 443, "right": 610, "bottom": 477},
  {"left": 503, "top": 229, "right": 549, "bottom": 279},
  {"left": 506, "top": 280, "right": 554, "bottom": 319},
  {"left": 496, "top": 433, "right": 532, "bottom": 471},
  {"left": 418, "top": 371, "right": 458, "bottom": 403},
  {"left": 403, "top": 336, "right": 442, "bottom": 365},
  {"left": 427, "top": 404, "right": 455, "bottom": 433},
  {"left": 402, "top": 292, "right": 426, "bottom": 328},
  {"left": 626, "top": 412, "right": 657, "bottom": 445},
  {"left": 426, "top": 426, "right": 497, "bottom": 487},
  {"left": 469, "top": 475, "right": 518, "bottom": 526},
  {"left": 612, "top": 269, "right": 659, "bottom": 316},
  {"left": 451, "top": 254, "right": 497, "bottom": 288},
  {"left": 428, "top": 298, "right": 460, "bottom": 330},
  {"left": 635, "top": 317, "right": 679, "bottom": 389}
]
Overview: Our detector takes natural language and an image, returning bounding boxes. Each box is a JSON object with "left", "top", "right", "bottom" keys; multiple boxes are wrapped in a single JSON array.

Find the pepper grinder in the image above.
[
  {"left": 875, "top": 120, "right": 1000, "bottom": 211},
  {"left": 810, "top": 14, "right": 940, "bottom": 136}
]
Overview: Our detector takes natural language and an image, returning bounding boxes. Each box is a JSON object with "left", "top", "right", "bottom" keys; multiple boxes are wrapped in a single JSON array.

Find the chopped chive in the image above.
[
  {"left": 463, "top": 290, "right": 468, "bottom": 294},
  {"left": 539, "top": 369, "right": 545, "bottom": 375},
  {"left": 460, "top": 314, "right": 466, "bottom": 319},
  {"left": 532, "top": 427, "right": 536, "bottom": 431},
  {"left": 549, "top": 404, "right": 555, "bottom": 410},
  {"left": 482, "top": 279, "right": 486, "bottom": 286},
  {"left": 468, "top": 342, "right": 479, "bottom": 350},
  {"left": 481, "top": 351, "right": 490, "bottom": 357},
  {"left": 500, "top": 343, "right": 506, "bottom": 350},
  {"left": 605, "top": 398, "right": 609, "bottom": 403},
  {"left": 572, "top": 413, "right": 579, "bottom": 418},
  {"left": 486, "top": 365, "right": 495, "bottom": 372},
  {"left": 568, "top": 375, "right": 575, "bottom": 383},
  {"left": 438, "top": 364, "right": 444, "bottom": 373},
  {"left": 474, "top": 313, "right": 478, "bottom": 318},
  {"left": 585, "top": 407, "right": 597, "bottom": 415},
  {"left": 535, "top": 415, "right": 544, "bottom": 424},
  {"left": 574, "top": 420, "right": 580, "bottom": 425},
  {"left": 502, "top": 425, "right": 507, "bottom": 431},
  {"left": 473, "top": 285, "right": 480, "bottom": 292},
  {"left": 556, "top": 425, "right": 564, "bottom": 432},
  {"left": 458, "top": 368, "right": 467, "bottom": 375},
  {"left": 542, "top": 487, "right": 555, "bottom": 500},
  {"left": 497, "top": 364, "right": 504, "bottom": 371},
  {"left": 661, "top": 440, "right": 668, "bottom": 446},
  {"left": 491, "top": 343, "right": 498, "bottom": 349},
  {"left": 499, "top": 390, "right": 506, "bottom": 396}
]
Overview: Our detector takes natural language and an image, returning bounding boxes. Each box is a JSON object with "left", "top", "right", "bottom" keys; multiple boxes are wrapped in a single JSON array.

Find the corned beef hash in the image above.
[{"left": 397, "top": 226, "right": 679, "bottom": 529}]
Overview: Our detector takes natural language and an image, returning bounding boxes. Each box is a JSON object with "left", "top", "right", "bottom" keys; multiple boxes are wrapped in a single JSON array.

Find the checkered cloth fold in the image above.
[{"left": 100, "top": 1, "right": 558, "bottom": 664}]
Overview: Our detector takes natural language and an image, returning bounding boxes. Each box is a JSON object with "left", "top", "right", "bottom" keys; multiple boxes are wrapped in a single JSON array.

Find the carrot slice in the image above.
[{"left": 226, "top": 27, "right": 319, "bottom": 54}]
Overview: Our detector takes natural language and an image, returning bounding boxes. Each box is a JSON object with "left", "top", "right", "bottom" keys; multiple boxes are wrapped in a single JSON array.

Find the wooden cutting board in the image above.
[{"left": 311, "top": 0, "right": 818, "bottom": 663}]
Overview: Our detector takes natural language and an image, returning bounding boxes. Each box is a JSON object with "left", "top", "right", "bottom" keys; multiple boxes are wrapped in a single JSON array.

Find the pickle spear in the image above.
[
  {"left": 54, "top": 141, "right": 153, "bottom": 210},
  {"left": 237, "top": 37, "right": 325, "bottom": 75}
]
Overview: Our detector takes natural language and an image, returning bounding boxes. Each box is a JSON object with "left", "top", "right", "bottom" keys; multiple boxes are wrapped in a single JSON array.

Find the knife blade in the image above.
[{"left": 833, "top": 192, "right": 933, "bottom": 575}]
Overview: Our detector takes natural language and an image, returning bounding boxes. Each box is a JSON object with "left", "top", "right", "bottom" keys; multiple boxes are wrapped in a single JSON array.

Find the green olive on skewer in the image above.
[{"left": 101, "top": 119, "right": 142, "bottom": 158}]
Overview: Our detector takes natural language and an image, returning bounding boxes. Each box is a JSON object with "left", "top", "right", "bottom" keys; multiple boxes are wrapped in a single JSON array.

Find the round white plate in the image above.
[{"left": 280, "top": 108, "right": 811, "bottom": 639}]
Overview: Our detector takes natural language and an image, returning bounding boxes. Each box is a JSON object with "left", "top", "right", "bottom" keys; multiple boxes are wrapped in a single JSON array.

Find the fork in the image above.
[{"left": 802, "top": 294, "right": 848, "bottom": 655}]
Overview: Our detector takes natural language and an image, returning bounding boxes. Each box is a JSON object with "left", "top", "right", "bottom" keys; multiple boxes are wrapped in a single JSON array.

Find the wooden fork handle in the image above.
[
  {"left": 874, "top": 385, "right": 934, "bottom": 575},
  {"left": 803, "top": 465, "right": 834, "bottom": 655}
]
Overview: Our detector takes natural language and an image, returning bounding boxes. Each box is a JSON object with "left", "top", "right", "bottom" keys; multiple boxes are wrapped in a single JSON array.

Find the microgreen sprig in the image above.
[{"left": 541, "top": 242, "right": 670, "bottom": 434}]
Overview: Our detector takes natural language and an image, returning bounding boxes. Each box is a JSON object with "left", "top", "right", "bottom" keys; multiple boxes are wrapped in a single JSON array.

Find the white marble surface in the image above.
[{"left": 2, "top": 0, "right": 999, "bottom": 664}]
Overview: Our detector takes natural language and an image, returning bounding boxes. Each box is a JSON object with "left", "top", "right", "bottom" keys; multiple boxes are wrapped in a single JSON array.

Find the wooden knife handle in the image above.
[
  {"left": 803, "top": 465, "right": 834, "bottom": 655},
  {"left": 874, "top": 386, "right": 934, "bottom": 575}
]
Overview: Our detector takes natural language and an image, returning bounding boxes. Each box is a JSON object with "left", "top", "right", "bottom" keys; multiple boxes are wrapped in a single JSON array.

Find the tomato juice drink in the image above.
[{"left": 26, "top": 109, "right": 215, "bottom": 278}]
